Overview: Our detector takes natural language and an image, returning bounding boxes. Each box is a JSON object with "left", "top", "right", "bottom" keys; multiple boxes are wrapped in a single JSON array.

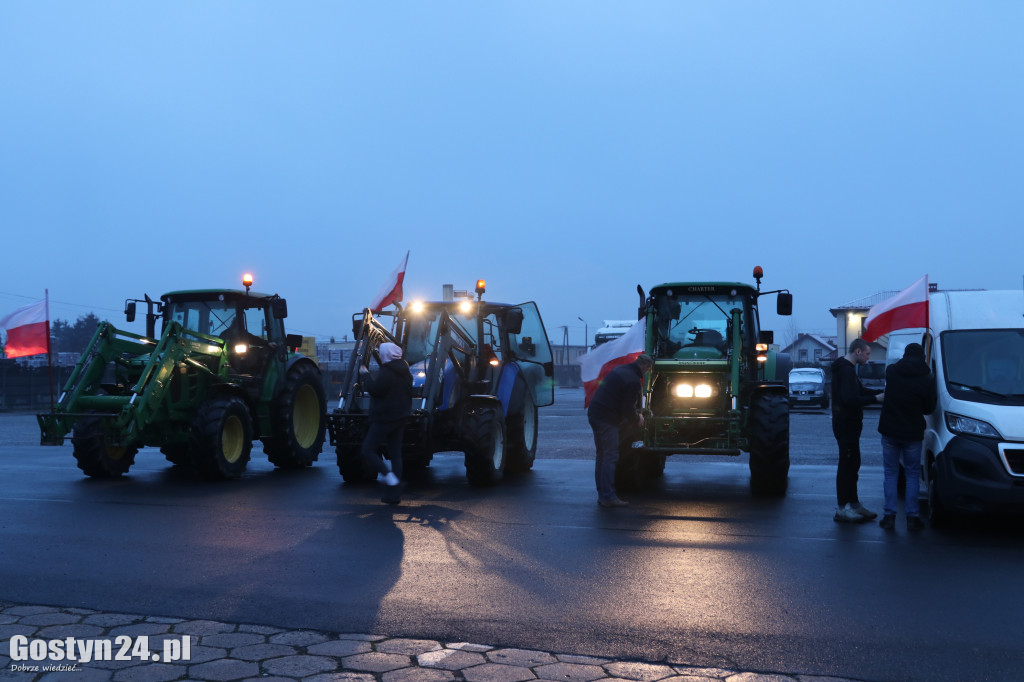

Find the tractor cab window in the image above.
[
  {"left": 165, "top": 300, "right": 237, "bottom": 338},
  {"left": 651, "top": 290, "right": 748, "bottom": 359},
  {"left": 505, "top": 302, "right": 555, "bottom": 408}
]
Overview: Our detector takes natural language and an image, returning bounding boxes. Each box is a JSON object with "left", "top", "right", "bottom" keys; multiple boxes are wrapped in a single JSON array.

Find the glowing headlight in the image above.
[
  {"left": 459, "top": 300, "right": 472, "bottom": 314},
  {"left": 234, "top": 343, "right": 248, "bottom": 354},
  {"left": 674, "top": 383, "right": 713, "bottom": 398},
  {"left": 411, "top": 301, "right": 424, "bottom": 313}
]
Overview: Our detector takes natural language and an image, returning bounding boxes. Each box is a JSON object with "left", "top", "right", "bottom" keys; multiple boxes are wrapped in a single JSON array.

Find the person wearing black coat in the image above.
[
  {"left": 877, "top": 343, "right": 937, "bottom": 531},
  {"left": 587, "top": 354, "right": 653, "bottom": 507},
  {"left": 359, "top": 342, "right": 413, "bottom": 504},
  {"left": 831, "top": 338, "right": 884, "bottom": 523}
]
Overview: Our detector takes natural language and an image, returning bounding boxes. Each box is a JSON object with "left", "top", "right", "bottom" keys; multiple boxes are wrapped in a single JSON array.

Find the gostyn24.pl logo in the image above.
[{"left": 9, "top": 635, "right": 191, "bottom": 671}]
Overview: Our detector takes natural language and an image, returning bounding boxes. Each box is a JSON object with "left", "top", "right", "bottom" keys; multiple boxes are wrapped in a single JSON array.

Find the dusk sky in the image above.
[{"left": 2, "top": 3, "right": 1021, "bottom": 350}]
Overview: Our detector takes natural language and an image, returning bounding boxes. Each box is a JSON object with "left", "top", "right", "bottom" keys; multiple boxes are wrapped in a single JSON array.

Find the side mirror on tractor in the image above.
[
  {"left": 504, "top": 308, "right": 525, "bottom": 335},
  {"left": 272, "top": 298, "right": 288, "bottom": 319},
  {"left": 777, "top": 292, "right": 793, "bottom": 316},
  {"left": 125, "top": 301, "right": 136, "bottom": 323}
]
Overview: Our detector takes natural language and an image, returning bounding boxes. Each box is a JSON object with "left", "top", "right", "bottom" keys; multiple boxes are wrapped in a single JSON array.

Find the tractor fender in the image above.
[{"left": 495, "top": 363, "right": 523, "bottom": 416}]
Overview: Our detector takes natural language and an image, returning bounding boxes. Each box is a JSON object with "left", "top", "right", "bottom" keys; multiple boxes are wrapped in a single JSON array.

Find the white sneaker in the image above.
[
  {"left": 852, "top": 503, "right": 878, "bottom": 520},
  {"left": 833, "top": 504, "right": 866, "bottom": 523},
  {"left": 384, "top": 472, "right": 399, "bottom": 486}
]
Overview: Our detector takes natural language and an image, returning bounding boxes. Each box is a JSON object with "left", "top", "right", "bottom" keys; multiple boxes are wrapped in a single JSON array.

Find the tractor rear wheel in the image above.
[
  {"left": 264, "top": 362, "right": 327, "bottom": 469},
  {"left": 748, "top": 392, "right": 790, "bottom": 496},
  {"left": 464, "top": 402, "right": 507, "bottom": 486},
  {"left": 72, "top": 418, "right": 138, "bottom": 478},
  {"left": 506, "top": 379, "right": 538, "bottom": 473},
  {"left": 191, "top": 395, "right": 253, "bottom": 479}
]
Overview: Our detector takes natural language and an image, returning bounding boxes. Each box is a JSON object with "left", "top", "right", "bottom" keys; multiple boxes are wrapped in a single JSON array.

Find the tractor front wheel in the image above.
[
  {"left": 191, "top": 395, "right": 253, "bottom": 479},
  {"left": 506, "top": 379, "right": 538, "bottom": 473},
  {"left": 748, "top": 392, "right": 790, "bottom": 496},
  {"left": 72, "top": 418, "right": 138, "bottom": 478},
  {"left": 264, "top": 362, "right": 327, "bottom": 469},
  {"left": 464, "top": 402, "right": 507, "bottom": 486}
]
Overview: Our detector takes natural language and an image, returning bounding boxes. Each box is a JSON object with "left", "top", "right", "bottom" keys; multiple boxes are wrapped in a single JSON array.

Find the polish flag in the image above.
[
  {"left": 1, "top": 298, "right": 50, "bottom": 358},
  {"left": 577, "top": 319, "right": 646, "bottom": 407},
  {"left": 862, "top": 275, "right": 929, "bottom": 343},
  {"left": 370, "top": 251, "right": 409, "bottom": 312}
]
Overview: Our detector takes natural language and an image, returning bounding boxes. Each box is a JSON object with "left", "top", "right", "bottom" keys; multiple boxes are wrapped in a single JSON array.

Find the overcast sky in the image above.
[{"left": 2, "top": 2, "right": 1021, "bottom": 350}]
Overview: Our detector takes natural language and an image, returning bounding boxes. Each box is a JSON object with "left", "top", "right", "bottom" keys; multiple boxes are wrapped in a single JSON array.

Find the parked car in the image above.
[{"left": 788, "top": 367, "right": 829, "bottom": 409}]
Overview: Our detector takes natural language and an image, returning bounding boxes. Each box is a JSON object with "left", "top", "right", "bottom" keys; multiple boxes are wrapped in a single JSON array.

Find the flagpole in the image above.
[{"left": 45, "top": 289, "right": 55, "bottom": 412}]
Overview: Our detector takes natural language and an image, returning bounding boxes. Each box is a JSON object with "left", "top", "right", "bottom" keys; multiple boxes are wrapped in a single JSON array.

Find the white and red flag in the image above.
[
  {"left": 370, "top": 251, "right": 409, "bottom": 312},
  {"left": 0, "top": 297, "right": 50, "bottom": 358},
  {"left": 862, "top": 275, "right": 929, "bottom": 343},
  {"left": 577, "top": 319, "right": 646, "bottom": 407}
]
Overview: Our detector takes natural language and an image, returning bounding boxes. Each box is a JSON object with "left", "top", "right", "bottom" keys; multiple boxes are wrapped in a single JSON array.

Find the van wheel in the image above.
[{"left": 926, "top": 459, "right": 950, "bottom": 527}]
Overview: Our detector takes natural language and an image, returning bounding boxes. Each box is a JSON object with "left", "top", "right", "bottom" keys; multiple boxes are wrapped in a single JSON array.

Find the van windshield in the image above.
[{"left": 942, "top": 329, "right": 1024, "bottom": 405}]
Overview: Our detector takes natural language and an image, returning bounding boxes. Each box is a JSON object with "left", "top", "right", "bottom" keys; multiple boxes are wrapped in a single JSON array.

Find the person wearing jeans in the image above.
[
  {"left": 877, "top": 342, "right": 937, "bottom": 530},
  {"left": 586, "top": 354, "right": 653, "bottom": 507}
]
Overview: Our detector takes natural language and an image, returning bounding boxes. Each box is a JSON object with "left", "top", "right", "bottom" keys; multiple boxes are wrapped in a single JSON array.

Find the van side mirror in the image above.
[
  {"left": 272, "top": 298, "right": 288, "bottom": 319},
  {"left": 777, "top": 293, "right": 793, "bottom": 316},
  {"left": 125, "top": 301, "right": 136, "bottom": 323}
]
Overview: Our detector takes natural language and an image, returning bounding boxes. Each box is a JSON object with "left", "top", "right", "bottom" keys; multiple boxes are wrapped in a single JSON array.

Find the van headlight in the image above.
[{"left": 945, "top": 412, "right": 1001, "bottom": 438}]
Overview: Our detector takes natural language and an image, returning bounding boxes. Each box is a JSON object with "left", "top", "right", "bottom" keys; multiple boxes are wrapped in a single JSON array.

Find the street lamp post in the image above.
[{"left": 578, "top": 317, "right": 588, "bottom": 350}]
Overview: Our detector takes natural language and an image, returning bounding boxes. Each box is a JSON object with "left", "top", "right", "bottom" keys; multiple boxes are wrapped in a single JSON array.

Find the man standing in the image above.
[
  {"left": 831, "top": 338, "right": 884, "bottom": 523},
  {"left": 878, "top": 343, "right": 937, "bottom": 531},
  {"left": 587, "top": 354, "right": 653, "bottom": 507}
]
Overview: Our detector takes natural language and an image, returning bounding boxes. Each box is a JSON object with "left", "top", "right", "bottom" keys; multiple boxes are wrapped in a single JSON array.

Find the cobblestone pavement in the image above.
[{"left": 0, "top": 603, "right": 866, "bottom": 682}]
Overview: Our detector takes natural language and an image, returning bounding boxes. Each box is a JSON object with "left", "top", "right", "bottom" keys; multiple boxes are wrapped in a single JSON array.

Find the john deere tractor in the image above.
[
  {"left": 37, "top": 275, "right": 327, "bottom": 479},
  {"left": 619, "top": 267, "right": 794, "bottom": 495},
  {"left": 327, "top": 280, "right": 554, "bottom": 486}
]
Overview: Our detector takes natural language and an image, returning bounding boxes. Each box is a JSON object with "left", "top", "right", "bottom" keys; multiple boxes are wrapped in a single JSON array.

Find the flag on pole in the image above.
[
  {"left": 0, "top": 298, "right": 50, "bottom": 358},
  {"left": 862, "top": 275, "right": 929, "bottom": 343},
  {"left": 370, "top": 251, "right": 410, "bottom": 312},
  {"left": 577, "top": 319, "right": 646, "bottom": 407}
]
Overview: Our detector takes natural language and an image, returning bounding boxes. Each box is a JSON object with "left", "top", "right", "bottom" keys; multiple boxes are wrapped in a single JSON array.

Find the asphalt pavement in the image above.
[{"left": 2, "top": 389, "right": 1021, "bottom": 682}]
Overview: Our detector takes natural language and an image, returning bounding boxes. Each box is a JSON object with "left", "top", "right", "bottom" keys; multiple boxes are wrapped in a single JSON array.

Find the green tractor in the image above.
[
  {"left": 38, "top": 275, "right": 327, "bottom": 479},
  {"left": 327, "top": 280, "right": 555, "bottom": 486},
  {"left": 620, "top": 266, "right": 794, "bottom": 495}
]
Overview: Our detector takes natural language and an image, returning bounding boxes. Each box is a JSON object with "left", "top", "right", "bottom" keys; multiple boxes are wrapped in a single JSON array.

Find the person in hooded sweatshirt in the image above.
[
  {"left": 358, "top": 342, "right": 413, "bottom": 504},
  {"left": 877, "top": 343, "right": 937, "bottom": 531}
]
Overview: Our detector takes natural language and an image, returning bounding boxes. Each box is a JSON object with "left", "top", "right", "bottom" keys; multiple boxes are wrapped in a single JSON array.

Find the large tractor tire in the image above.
[
  {"left": 464, "top": 401, "right": 507, "bottom": 486},
  {"left": 264, "top": 362, "right": 327, "bottom": 469},
  {"left": 71, "top": 418, "right": 138, "bottom": 478},
  {"left": 337, "top": 442, "right": 377, "bottom": 484},
  {"left": 747, "top": 392, "right": 790, "bottom": 496},
  {"left": 506, "top": 378, "right": 538, "bottom": 473},
  {"left": 191, "top": 395, "right": 253, "bottom": 479}
]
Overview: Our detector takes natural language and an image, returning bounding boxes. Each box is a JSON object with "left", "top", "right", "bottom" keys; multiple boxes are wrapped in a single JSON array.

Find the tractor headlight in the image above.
[
  {"left": 674, "top": 382, "right": 714, "bottom": 399},
  {"left": 234, "top": 343, "right": 248, "bottom": 354},
  {"left": 411, "top": 301, "right": 425, "bottom": 313},
  {"left": 459, "top": 300, "right": 472, "bottom": 314}
]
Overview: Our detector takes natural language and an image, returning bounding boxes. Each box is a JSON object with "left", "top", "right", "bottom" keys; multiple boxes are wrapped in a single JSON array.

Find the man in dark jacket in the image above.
[
  {"left": 359, "top": 342, "right": 413, "bottom": 504},
  {"left": 831, "top": 338, "right": 884, "bottom": 523},
  {"left": 587, "top": 354, "right": 653, "bottom": 507},
  {"left": 878, "top": 343, "right": 937, "bottom": 531}
]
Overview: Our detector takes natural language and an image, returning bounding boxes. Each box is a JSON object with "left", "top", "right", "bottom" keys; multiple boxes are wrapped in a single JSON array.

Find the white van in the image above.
[{"left": 889, "top": 291, "right": 1024, "bottom": 524}]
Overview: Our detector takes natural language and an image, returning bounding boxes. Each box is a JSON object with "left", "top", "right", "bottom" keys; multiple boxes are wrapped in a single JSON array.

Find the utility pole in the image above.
[{"left": 578, "top": 316, "right": 588, "bottom": 350}]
